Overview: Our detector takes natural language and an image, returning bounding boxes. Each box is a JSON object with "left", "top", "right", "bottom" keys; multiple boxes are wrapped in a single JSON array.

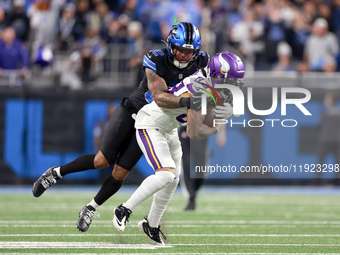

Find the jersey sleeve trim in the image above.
[{"left": 143, "top": 56, "right": 156, "bottom": 73}]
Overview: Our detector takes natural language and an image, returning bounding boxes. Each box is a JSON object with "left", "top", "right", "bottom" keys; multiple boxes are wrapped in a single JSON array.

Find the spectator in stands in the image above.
[
  {"left": 156, "top": 0, "right": 202, "bottom": 40},
  {"left": 231, "top": 9, "right": 264, "bottom": 71},
  {"left": 61, "top": 26, "right": 107, "bottom": 87},
  {"left": 286, "top": 11, "right": 310, "bottom": 61},
  {"left": 227, "top": 0, "right": 243, "bottom": 28},
  {"left": 92, "top": 1, "right": 114, "bottom": 43},
  {"left": 318, "top": 3, "right": 334, "bottom": 33},
  {"left": 252, "top": 1, "right": 266, "bottom": 23},
  {"left": 0, "top": 0, "right": 13, "bottom": 14},
  {"left": 332, "top": 0, "right": 340, "bottom": 43},
  {"left": 0, "top": 26, "right": 29, "bottom": 78},
  {"left": 263, "top": 6, "right": 287, "bottom": 66},
  {"left": 272, "top": 41, "right": 295, "bottom": 72},
  {"left": 27, "top": 0, "right": 65, "bottom": 61},
  {"left": 277, "top": 0, "right": 296, "bottom": 27},
  {"left": 89, "top": 0, "right": 105, "bottom": 11},
  {"left": 301, "top": 1, "right": 317, "bottom": 25},
  {"left": 59, "top": 44, "right": 83, "bottom": 89},
  {"left": 107, "top": 14, "right": 128, "bottom": 44},
  {"left": 126, "top": 20, "right": 145, "bottom": 85},
  {"left": 83, "top": 26, "right": 107, "bottom": 74},
  {"left": 126, "top": 21, "right": 144, "bottom": 68},
  {"left": 137, "top": 0, "right": 161, "bottom": 44},
  {"left": 298, "top": 18, "right": 339, "bottom": 72},
  {"left": 208, "top": 0, "right": 228, "bottom": 52},
  {"left": 0, "top": 7, "right": 7, "bottom": 32},
  {"left": 73, "top": 0, "right": 92, "bottom": 42},
  {"left": 6, "top": 0, "right": 30, "bottom": 44},
  {"left": 58, "top": 3, "right": 77, "bottom": 51},
  {"left": 119, "top": 0, "right": 139, "bottom": 21}
]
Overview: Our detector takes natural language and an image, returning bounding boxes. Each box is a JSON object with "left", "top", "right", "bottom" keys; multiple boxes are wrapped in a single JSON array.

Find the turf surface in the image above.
[{"left": 0, "top": 186, "right": 339, "bottom": 254}]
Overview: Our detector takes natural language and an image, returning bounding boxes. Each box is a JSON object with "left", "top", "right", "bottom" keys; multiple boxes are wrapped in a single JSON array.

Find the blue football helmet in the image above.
[{"left": 166, "top": 22, "right": 201, "bottom": 69}]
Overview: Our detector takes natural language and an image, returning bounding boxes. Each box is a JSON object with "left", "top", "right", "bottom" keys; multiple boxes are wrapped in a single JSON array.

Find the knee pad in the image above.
[{"left": 155, "top": 171, "right": 175, "bottom": 185}]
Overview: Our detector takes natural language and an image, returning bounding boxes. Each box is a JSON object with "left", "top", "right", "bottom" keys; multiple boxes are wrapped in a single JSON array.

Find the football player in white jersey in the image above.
[{"left": 113, "top": 52, "right": 245, "bottom": 245}]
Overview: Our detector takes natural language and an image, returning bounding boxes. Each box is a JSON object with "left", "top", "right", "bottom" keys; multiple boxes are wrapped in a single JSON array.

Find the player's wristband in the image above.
[{"left": 179, "top": 97, "right": 190, "bottom": 108}]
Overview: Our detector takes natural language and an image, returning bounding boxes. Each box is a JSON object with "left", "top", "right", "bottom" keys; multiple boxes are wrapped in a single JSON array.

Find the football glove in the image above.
[
  {"left": 189, "top": 92, "right": 203, "bottom": 110},
  {"left": 213, "top": 103, "right": 233, "bottom": 119}
]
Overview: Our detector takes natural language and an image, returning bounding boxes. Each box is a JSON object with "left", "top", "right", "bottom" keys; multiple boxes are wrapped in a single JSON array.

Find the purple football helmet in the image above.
[{"left": 207, "top": 51, "right": 244, "bottom": 87}]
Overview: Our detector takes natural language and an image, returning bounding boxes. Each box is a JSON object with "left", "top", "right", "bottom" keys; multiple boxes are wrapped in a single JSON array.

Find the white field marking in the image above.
[
  {"left": 1, "top": 224, "right": 340, "bottom": 229},
  {"left": 2, "top": 220, "right": 340, "bottom": 224},
  {"left": 195, "top": 198, "right": 340, "bottom": 204},
  {"left": 1, "top": 242, "right": 340, "bottom": 249},
  {"left": 174, "top": 244, "right": 340, "bottom": 247},
  {"left": 166, "top": 210, "right": 340, "bottom": 218},
  {"left": 1, "top": 234, "right": 340, "bottom": 237},
  {"left": 0, "top": 242, "right": 173, "bottom": 249},
  {"left": 4, "top": 254, "right": 340, "bottom": 255},
  {"left": 7, "top": 208, "right": 340, "bottom": 219}
]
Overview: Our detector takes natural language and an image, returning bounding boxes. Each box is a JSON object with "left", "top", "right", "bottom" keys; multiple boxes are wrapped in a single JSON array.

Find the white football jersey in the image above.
[{"left": 135, "top": 68, "right": 209, "bottom": 133}]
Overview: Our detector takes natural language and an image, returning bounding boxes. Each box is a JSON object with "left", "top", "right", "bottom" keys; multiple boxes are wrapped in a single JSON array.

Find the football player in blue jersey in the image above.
[{"left": 32, "top": 21, "right": 209, "bottom": 232}]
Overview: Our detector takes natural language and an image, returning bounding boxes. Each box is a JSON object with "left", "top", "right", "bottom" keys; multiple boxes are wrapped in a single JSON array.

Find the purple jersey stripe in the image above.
[{"left": 138, "top": 129, "right": 162, "bottom": 170}]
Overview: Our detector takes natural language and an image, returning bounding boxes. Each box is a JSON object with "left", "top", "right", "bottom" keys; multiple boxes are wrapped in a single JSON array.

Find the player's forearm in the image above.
[
  {"left": 146, "top": 68, "right": 182, "bottom": 109},
  {"left": 153, "top": 92, "right": 181, "bottom": 108},
  {"left": 187, "top": 109, "right": 218, "bottom": 139},
  {"left": 187, "top": 124, "right": 217, "bottom": 139}
]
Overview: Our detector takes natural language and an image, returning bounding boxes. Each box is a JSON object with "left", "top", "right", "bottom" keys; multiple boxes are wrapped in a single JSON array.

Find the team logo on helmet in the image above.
[{"left": 218, "top": 53, "right": 230, "bottom": 77}]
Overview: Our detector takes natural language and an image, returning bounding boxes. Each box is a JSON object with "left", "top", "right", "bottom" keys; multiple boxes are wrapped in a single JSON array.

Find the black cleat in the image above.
[
  {"left": 76, "top": 205, "right": 100, "bottom": 232},
  {"left": 113, "top": 204, "right": 132, "bottom": 232},
  {"left": 138, "top": 217, "right": 166, "bottom": 245},
  {"left": 32, "top": 167, "right": 60, "bottom": 197},
  {"left": 184, "top": 199, "right": 196, "bottom": 211}
]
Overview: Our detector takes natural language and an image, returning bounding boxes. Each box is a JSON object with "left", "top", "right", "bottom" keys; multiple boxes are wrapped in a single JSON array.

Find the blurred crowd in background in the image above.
[{"left": 1, "top": 0, "right": 340, "bottom": 88}]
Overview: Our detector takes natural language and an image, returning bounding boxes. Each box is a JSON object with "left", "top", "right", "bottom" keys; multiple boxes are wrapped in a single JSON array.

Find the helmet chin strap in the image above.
[{"left": 172, "top": 59, "right": 189, "bottom": 69}]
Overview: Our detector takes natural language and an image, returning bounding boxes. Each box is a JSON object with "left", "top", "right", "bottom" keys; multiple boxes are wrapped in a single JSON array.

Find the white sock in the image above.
[
  {"left": 147, "top": 177, "right": 179, "bottom": 228},
  {"left": 123, "top": 171, "right": 175, "bottom": 211},
  {"left": 54, "top": 167, "right": 62, "bottom": 178},
  {"left": 87, "top": 199, "right": 100, "bottom": 210}
]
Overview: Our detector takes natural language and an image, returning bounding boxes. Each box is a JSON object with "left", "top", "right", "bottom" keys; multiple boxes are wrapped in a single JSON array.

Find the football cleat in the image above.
[
  {"left": 138, "top": 217, "right": 166, "bottom": 245},
  {"left": 113, "top": 204, "right": 132, "bottom": 232},
  {"left": 32, "top": 167, "right": 60, "bottom": 197},
  {"left": 184, "top": 199, "right": 196, "bottom": 211},
  {"left": 76, "top": 205, "right": 100, "bottom": 232}
]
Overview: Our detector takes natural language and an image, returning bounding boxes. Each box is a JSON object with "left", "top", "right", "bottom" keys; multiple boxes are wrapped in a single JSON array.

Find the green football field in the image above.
[{"left": 0, "top": 186, "right": 340, "bottom": 254}]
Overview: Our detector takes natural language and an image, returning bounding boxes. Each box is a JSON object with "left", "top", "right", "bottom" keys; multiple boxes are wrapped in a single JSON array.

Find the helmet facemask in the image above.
[
  {"left": 166, "top": 22, "right": 201, "bottom": 69},
  {"left": 170, "top": 45, "right": 199, "bottom": 69}
]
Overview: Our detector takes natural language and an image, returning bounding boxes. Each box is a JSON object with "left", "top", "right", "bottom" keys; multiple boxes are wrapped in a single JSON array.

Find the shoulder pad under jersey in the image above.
[{"left": 142, "top": 49, "right": 166, "bottom": 73}]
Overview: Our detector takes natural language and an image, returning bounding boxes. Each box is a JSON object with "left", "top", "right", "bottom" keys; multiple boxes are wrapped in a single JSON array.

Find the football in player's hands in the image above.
[
  {"left": 213, "top": 103, "right": 233, "bottom": 119},
  {"left": 202, "top": 105, "right": 216, "bottom": 127}
]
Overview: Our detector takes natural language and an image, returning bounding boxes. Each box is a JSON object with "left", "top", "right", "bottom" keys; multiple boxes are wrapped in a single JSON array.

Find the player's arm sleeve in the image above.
[
  {"left": 143, "top": 50, "right": 183, "bottom": 108},
  {"left": 187, "top": 108, "right": 218, "bottom": 139},
  {"left": 145, "top": 66, "right": 183, "bottom": 109}
]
